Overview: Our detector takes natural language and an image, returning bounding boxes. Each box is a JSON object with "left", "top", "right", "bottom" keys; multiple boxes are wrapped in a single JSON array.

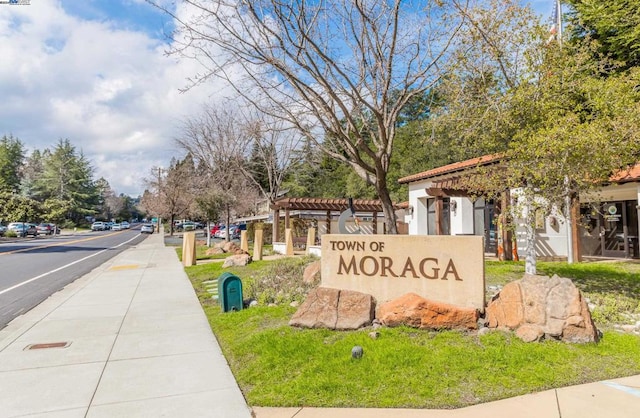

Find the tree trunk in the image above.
[
  {"left": 524, "top": 195, "right": 537, "bottom": 275},
  {"left": 375, "top": 174, "right": 398, "bottom": 235},
  {"left": 225, "top": 204, "right": 231, "bottom": 243}
]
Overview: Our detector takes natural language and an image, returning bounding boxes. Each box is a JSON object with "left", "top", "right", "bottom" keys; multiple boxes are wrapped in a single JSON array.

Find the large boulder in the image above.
[
  {"left": 377, "top": 293, "right": 479, "bottom": 330},
  {"left": 205, "top": 247, "right": 225, "bottom": 256},
  {"left": 486, "top": 274, "right": 599, "bottom": 343},
  {"left": 290, "top": 287, "right": 375, "bottom": 330},
  {"left": 302, "top": 260, "right": 321, "bottom": 285},
  {"left": 222, "top": 254, "right": 252, "bottom": 268}
]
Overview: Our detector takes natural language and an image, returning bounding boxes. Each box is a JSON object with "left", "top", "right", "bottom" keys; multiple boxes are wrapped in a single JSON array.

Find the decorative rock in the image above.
[
  {"left": 351, "top": 345, "right": 364, "bottom": 359},
  {"left": 289, "top": 301, "right": 300, "bottom": 308},
  {"left": 486, "top": 274, "right": 599, "bottom": 343},
  {"left": 222, "top": 254, "right": 252, "bottom": 268},
  {"left": 289, "top": 287, "right": 375, "bottom": 330},
  {"left": 371, "top": 318, "right": 382, "bottom": 330},
  {"left": 205, "top": 247, "right": 225, "bottom": 255},
  {"left": 377, "top": 293, "right": 479, "bottom": 330},
  {"left": 302, "top": 260, "right": 321, "bottom": 284},
  {"left": 369, "top": 331, "right": 380, "bottom": 339},
  {"left": 516, "top": 324, "right": 544, "bottom": 343},
  {"left": 477, "top": 327, "right": 491, "bottom": 337},
  {"left": 222, "top": 241, "right": 242, "bottom": 253},
  {"left": 249, "top": 300, "right": 258, "bottom": 307},
  {"left": 621, "top": 324, "right": 637, "bottom": 333}
]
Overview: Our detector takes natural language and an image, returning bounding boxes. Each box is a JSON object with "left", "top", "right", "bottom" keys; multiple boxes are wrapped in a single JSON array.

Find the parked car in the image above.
[
  {"left": 209, "top": 224, "right": 221, "bottom": 237},
  {"left": 36, "top": 223, "right": 57, "bottom": 235},
  {"left": 177, "top": 221, "right": 196, "bottom": 231},
  {"left": 140, "top": 223, "right": 154, "bottom": 234},
  {"left": 121, "top": 221, "right": 130, "bottom": 229},
  {"left": 105, "top": 222, "right": 114, "bottom": 230},
  {"left": 112, "top": 223, "right": 122, "bottom": 231},
  {"left": 0, "top": 225, "right": 7, "bottom": 236},
  {"left": 8, "top": 222, "right": 38, "bottom": 237},
  {"left": 215, "top": 226, "right": 227, "bottom": 238},
  {"left": 91, "top": 221, "right": 106, "bottom": 231}
]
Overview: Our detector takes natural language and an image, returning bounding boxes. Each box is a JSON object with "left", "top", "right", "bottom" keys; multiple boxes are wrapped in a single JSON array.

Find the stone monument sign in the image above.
[{"left": 321, "top": 234, "right": 485, "bottom": 311}]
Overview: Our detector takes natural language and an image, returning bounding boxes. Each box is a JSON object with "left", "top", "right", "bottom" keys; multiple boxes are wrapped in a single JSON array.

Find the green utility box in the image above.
[{"left": 218, "top": 272, "right": 243, "bottom": 312}]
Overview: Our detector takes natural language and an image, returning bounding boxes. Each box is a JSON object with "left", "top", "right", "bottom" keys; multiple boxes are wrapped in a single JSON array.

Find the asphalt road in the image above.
[{"left": 0, "top": 228, "right": 148, "bottom": 329}]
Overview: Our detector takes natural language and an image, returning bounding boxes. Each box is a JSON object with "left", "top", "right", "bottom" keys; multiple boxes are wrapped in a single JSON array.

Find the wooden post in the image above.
[
  {"left": 273, "top": 209, "right": 280, "bottom": 243},
  {"left": 306, "top": 227, "right": 316, "bottom": 255},
  {"left": 285, "top": 209, "right": 291, "bottom": 230},
  {"left": 182, "top": 231, "right": 197, "bottom": 267},
  {"left": 372, "top": 211, "right": 377, "bottom": 234},
  {"left": 240, "top": 230, "right": 249, "bottom": 252},
  {"left": 253, "top": 229, "right": 263, "bottom": 261},
  {"left": 285, "top": 228, "right": 294, "bottom": 256},
  {"left": 326, "top": 210, "right": 331, "bottom": 234},
  {"left": 435, "top": 196, "right": 443, "bottom": 235}
]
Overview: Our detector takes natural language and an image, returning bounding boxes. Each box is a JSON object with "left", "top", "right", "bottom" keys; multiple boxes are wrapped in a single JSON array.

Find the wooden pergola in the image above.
[{"left": 269, "top": 197, "right": 391, "bottom": 241}]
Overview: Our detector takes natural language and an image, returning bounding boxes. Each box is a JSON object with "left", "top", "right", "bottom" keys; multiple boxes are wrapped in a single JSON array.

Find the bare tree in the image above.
[
  {"left": 141, "top": 157, "right": 199, "bottom": 235},
  {"left": 148, "top": 0, "right": 468, "bottom": 233},
  {"left": 176, "top": 103, "right": 259, "bottom": 241},
  {"left": 241, "top": 115, "right": 305, "bottom": 206}
]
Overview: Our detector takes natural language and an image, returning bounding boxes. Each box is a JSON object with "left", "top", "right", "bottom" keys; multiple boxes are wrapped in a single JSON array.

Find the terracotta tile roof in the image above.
[
  {"left": 397, "top": 153, "right": 503, "bottom": 184},
  {"left": 610, "top": 163, "right": 640, "bottom": 183}
]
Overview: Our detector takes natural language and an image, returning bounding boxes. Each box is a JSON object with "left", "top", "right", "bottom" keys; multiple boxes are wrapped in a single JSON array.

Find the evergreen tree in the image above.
[
  {"left": 0, "top": 134, "right": 25, "bottom": 194},
  {"left": 20, "top": 149, "right": 44, "bottom": 199},
  {"left": 34, "top": 139, "right": 98, "bottom": 222},
  {"left": 566, "top": 0, "right": 640, "bottom": 71}
]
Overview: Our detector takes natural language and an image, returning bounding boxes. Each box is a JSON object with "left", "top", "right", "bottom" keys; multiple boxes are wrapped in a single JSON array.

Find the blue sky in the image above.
[
  {"left": 59, "top": 0, "right": 174, "bottom": 40},
  {"left": 0, "top": 0, "right": 557, "bottom": 197}
]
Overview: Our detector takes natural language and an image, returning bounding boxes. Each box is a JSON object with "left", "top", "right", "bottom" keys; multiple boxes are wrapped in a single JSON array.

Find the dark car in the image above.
[{"left": 36, "top": 223, "right": 57, "bottom": 235}]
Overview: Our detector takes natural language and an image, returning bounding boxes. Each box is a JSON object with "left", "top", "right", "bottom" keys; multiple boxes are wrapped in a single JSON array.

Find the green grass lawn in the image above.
[{"left": 181, "top": 247, "right": 640, "bottom": 409}]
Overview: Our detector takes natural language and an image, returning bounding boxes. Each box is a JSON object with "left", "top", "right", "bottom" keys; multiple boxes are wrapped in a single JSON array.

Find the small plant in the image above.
[
  {"left": 4, "top": 230, "right": 17, "bottom": 238},
  {"left": 244, "top": 256, "right": 319, "bottom": 305}
]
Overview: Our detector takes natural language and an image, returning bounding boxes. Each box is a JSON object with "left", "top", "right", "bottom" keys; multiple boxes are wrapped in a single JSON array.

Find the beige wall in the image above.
[{"left": 321, "top": 234, "right": 485, "bottom": 311}]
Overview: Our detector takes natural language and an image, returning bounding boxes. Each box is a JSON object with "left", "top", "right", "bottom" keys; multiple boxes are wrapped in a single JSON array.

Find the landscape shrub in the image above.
[{"left": 244, "top": 255, "right": 319, "bottom": 305}]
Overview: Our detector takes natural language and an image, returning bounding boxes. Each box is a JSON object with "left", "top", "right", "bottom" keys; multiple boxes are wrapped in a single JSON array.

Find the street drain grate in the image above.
[{"left": 25, "top": 342, "right": 71, "bottom": 350}]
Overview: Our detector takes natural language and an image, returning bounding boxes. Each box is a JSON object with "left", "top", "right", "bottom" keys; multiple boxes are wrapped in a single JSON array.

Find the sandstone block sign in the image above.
[{"left": 321, "top": 234, "right": 485, "bottom": 311}]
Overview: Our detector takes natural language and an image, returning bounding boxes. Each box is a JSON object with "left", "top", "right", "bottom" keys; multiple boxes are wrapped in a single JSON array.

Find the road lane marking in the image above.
[
  {"left": 0, "top": 232, "right": 131, "bottom": 256},
  {"left": 0, "top": 235, "right": 141, "bottom": 296}
]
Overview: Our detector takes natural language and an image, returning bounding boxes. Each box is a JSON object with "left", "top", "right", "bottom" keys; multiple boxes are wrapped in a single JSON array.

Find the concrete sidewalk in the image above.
[
  {"left": 1, "top": 232, "right": 639, "bottom": 417},
  {"left": 0, "top": 232, "right": 251, "bottom": 417}
]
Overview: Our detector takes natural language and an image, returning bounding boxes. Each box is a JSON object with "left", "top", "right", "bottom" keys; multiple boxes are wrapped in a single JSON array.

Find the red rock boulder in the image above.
[
  {"left": 377, "top": 293, "right": 479, "bottom": 330},
  {"left": 289, "top": 287, "right": 375, "bottom": 330}
]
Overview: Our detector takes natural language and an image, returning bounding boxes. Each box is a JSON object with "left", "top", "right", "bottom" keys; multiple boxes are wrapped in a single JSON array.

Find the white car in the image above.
[
  {"left": 91, "top": 221, "right": 106, "bottom": 231},
  {"left": 140, "top": 223, "right": 154, "bottom": 234},
  {"left": 121, "top": 221, "right": 130, "bottom": 229},
  {"left": 112, "top": 223, "right": 122, "bottom": 231}
]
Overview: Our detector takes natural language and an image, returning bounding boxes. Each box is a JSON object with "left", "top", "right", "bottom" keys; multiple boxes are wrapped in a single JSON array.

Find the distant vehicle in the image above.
[
  {"left": 0, "top": 225, "right": 7, "bottom": 236},
  {"left": 112, "top": 223, "right": 122, "bottom": 231},
  {"left": 121, "top": 221, "right": 130, "bottom": 229},
  {"left": 209, "top": 224, "right": 221, "bottom": 237},
  {"left": 177, "top": 221, "right": 196, "bottom": 231},
  {"left": 215, "top": 226, "right": 227, "bottom": 238},
  {"left": 91, "top": 221, "right": 106, "bottom": 231},
  {"left": 36, "top": 223, "right": 57, "bottom": 235},
  {"left": 8, "top": 222, "right": 38, "bottom": 237},
  {"left": 229, "top": 224, "right": 247, "bottom": 240},
  {"left": 140, "top": 223, "right": 154, "bottom": 234},
  {"left": 105, "top": 222, "right": 114, "bottom": 230}
]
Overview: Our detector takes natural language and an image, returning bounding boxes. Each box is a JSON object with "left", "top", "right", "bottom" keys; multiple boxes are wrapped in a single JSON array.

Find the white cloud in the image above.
[{"left": 0, "top": 0, "right": 231, "bottom": 196}]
